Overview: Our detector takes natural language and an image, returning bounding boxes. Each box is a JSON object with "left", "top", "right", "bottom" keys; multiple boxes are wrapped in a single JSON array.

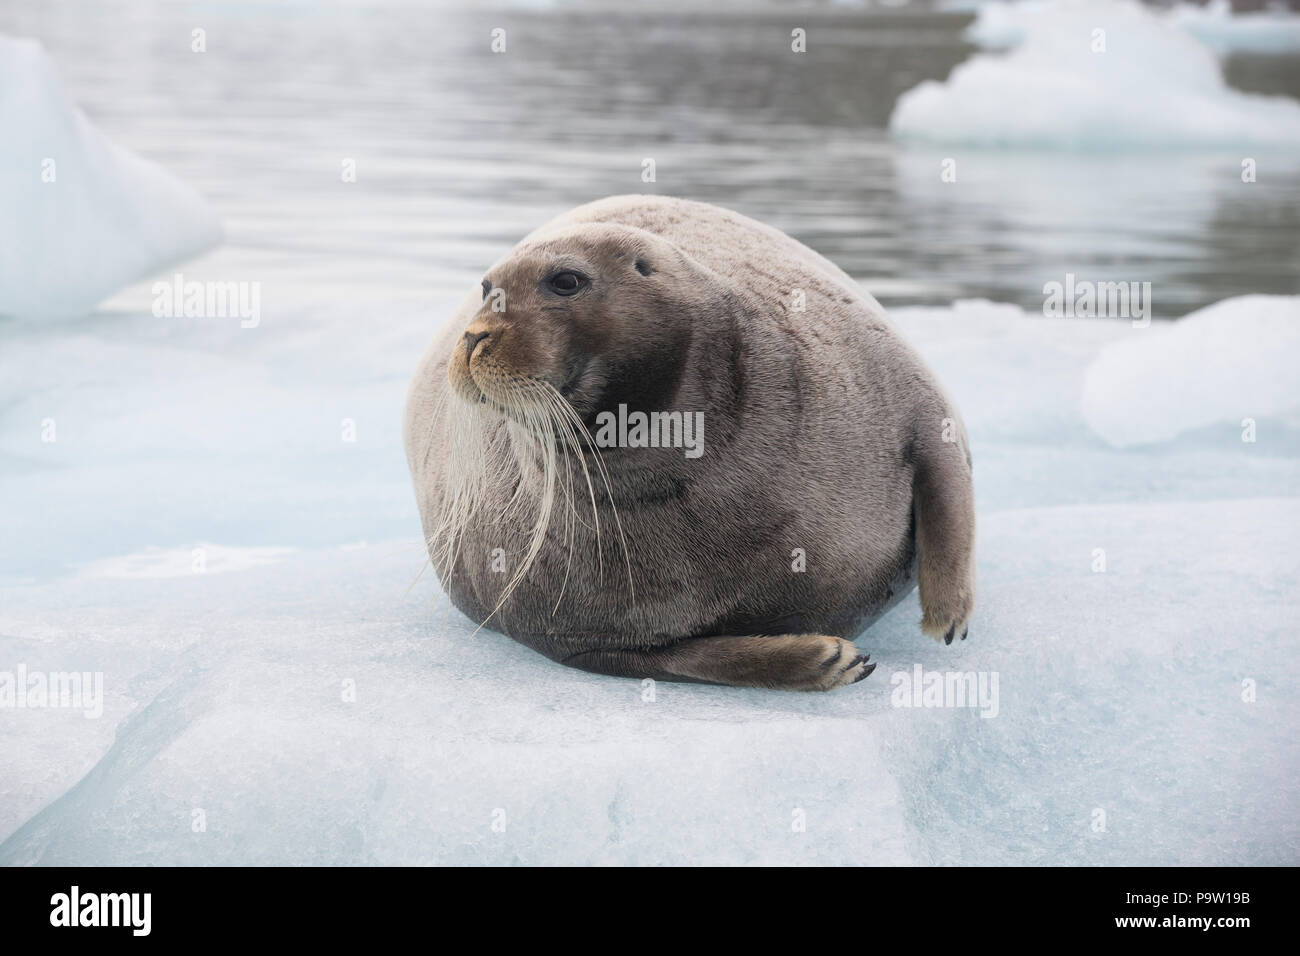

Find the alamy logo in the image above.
[
  {"left": 0, "top": 664, "right": 103, "bottom": 718},
  {"left": 890, "top": 664, "right": 999, "bottom": 718},
  {"left": 593, "top": 404, "right": 705, "bottom": 459},
  {"left": 1042, "top": 272, "right": 1151, "bottom": 327},
  {"left": 152, "top": 272, "right": 261, "bottom": 328},
  {"left": 50, "top": 886, "right": 151, "bottom": 936}
]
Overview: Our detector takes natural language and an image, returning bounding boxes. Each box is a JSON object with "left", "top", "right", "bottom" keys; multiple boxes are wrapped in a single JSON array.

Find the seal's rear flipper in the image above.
[
  {"left": 913, "top": 408, "right": 976, "bottom": 644},
  {"left": 564, "top": 634, "right": 875, "bottom": 692}
]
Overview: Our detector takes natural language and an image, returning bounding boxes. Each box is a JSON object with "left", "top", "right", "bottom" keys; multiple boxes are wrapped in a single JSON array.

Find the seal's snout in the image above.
[
  {"left": 463, "top": 329, "right": 490, "bottom": 366},
  {"left": 447, "top": 319, "right": 505, "bottom": 404}
]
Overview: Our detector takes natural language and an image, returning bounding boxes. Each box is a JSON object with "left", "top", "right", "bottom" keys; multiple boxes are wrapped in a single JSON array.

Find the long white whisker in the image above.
[
  {"left": 423, "top": 366, "right": 638, "bottom": 640},
  {"left": 538, "top": 380, "right": 637, "bottom": 602}
]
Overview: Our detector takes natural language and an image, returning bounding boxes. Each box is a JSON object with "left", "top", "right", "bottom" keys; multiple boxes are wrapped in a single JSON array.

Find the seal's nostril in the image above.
[{"left": 463, "top": 330, "right": 490, "bottom": 366}]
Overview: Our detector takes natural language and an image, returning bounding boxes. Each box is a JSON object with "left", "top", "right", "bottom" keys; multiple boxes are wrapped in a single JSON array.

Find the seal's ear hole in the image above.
[{"left": 634, "top": 258, "right": 654, "bottom": 277}]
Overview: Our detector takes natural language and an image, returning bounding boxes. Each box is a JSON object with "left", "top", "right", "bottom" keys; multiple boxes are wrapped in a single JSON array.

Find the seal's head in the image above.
[
  {"left": 420, "top": 222, "right": 724, "bottom": 614},
  {"left": 447, "top": 223, "right": 697, "bottom": 423}
]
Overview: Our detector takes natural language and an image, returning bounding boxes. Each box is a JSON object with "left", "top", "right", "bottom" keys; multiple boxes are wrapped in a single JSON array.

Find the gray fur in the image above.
[{"left": 404, "top": 195, "right": 975, "bottom": 691}]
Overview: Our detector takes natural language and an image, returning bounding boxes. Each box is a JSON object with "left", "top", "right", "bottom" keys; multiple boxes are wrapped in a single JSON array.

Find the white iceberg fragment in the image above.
[
  {"left": 963, "top": 0, "right": 1050, "bottom": 49},
  {"left": 0, "top": 34, "right": 222, "bottom": 319},
  {"left": 1160, "top": 0, "right": 1300, "bottom": 56},
  {"left": 967, "top": 0, "right": 1300, "bottom": 56},
  {"left": 892, "top": 0, "right": 1300, "bottom": 148},
  {"left": 1082, "top": 294, "right": 1300, "bottom": 448}
]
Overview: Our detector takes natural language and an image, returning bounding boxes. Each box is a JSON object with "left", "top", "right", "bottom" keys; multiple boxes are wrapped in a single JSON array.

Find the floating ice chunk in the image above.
[
  {"left": 0, "top": 35, "right": 222, "bottom": 319},
  {"left": 893, "top": 0, "right": 1300, "bottom": 148},
  {"left": 963, "top": 0, "right": 1050, "bottom": 49},
  {"left": 1159, "top": 0, "right": 1300, "bottom": 56},
  {"left": 1082, "top": 295, "right": 1300, "bottom": 447},
  {"left": 967, "top": 0, "right": 1300, "bottom": 56},
  {"left": 938, "top": 0, "right": 993, "bottom": 11}
]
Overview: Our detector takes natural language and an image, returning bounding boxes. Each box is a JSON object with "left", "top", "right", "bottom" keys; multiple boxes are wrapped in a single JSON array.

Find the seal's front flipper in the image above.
[
  {"left": 564, "top": 634, "right": 875, "bottom": 692},
  {"left": 912, "top": 405, "right": 976, "bottom": 644}
]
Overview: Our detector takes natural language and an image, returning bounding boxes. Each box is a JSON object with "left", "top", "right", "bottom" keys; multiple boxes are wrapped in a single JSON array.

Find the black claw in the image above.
[
  {"left": 944, "top": 624, "right": 955, "bottom": 645},
  {"left": 960, "top": 627, "right": 968, "bottom": 641},
  {"left": 852, "top": 659, "right": 876, "bottom": 683}
]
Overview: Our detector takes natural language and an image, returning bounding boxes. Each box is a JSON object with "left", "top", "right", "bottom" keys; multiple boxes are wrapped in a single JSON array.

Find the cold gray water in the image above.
[{"left": 4, "top": 0, "right": 1298, "bottom": 315}]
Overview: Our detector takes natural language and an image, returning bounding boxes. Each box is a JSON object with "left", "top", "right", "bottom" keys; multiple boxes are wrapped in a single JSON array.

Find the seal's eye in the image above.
[
  {"left": 481, "top": 278, "right": 491, "bottom": 300},
  {"left": 546, "top": 271, "right": 587, "bottom": 296}
]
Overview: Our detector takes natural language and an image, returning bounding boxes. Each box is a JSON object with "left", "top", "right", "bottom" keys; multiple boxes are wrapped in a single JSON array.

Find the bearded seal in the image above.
[{"left": 404, "top": 195, "right": 974, "bottom": 691}]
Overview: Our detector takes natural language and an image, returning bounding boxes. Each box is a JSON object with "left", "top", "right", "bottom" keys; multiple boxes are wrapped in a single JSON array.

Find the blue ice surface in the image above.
[{"left": 1, "top": 287, "right": 1297, "bottom": 865}]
